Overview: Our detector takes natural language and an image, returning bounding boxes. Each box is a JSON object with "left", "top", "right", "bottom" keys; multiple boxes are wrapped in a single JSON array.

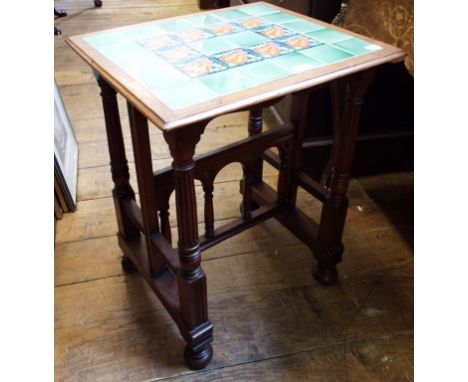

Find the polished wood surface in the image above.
[
  {"left": 55, "top": 0, "right": 413, "bottom": 380},
  {"left": 66, "top": 2, "right": 404, "bottom": 130}
]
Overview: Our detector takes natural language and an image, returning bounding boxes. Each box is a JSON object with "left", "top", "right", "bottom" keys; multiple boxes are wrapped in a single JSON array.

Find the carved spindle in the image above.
[
  {"left": 159, "top": 200, "right": 172, "bottom": 245},
  {"left": 241, "top": 164, "right": 254, "bottom": 220},
  {"left": 163, "top": 124, "right": 213, "bottom": 370},
  {"left": 276, "top": 144, "right": 292, "bottom": 204},
  {"left": 202, "top": 180, "right": 215, "bottom": 238},
  {"left": 248, "top": 108, "right": 263, "bottom": 135},
  {"left": 315, "top": 69, "right": 376, "bottom": 286},
  {"left": 248, "top": 108, "right": 263, "bottom": 184}
]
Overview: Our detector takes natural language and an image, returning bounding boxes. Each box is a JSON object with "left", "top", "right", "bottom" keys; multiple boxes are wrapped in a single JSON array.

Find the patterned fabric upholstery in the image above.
[{"left": 340, "top": 0, "right": 414, "bottom": 76}]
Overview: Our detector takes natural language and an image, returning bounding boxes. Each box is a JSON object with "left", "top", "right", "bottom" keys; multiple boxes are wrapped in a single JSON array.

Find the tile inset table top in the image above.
[{"left": 67, "top": 2, "right": 404, "bottom": 130}]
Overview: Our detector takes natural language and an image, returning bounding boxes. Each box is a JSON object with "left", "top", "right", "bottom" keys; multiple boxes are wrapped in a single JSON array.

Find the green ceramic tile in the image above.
[
  {"left": 306, "top": 28, "right": 351, "bottom": 44},
  {"left": 282, "top": 19, "right": 324, "bottom": 33},
  {"left": 123, "top": 23, "right": 165, "bottom": 41},
  {"left": 153, "top": 80, "right": 218, "bottom": 109},
  {"left": 84, "top": 31, "right": 128, "bottom": 48},
  {"left": 216, "top": 9, "right": 250, "bottom": 21},
  {"left": 333, "top": 37, "right": 382, "bottom": 55},
  {"left": 137, "top": 63, "right": 188, "bottom": 89},
  {"left": 185, "top": 14, "right": 224, "bottom": 27},
  {"left": 98, "top": 42, "right": 188, "bottom": 89},
  {"left": 86, "top": 6, "right": 385, "bottom": 113},
  {"left": 301, "top": 44, "right": 353, "bottom": 63},
  {"left": 241, "top": 4, "right": 278, "bottom": 16},
  {"left": 270, "top": 52, "right": 322, "bottom": 73},
  {"left": 98, "top": 42, "right": 161, "bottom": 64},
  {"left": 260, "top": 11, "right": 300, "bottom": 24},
  {"left": 199, "top": 68, "right": 259, "bottom": 95},
  {"left": 238, "top": 61, "right": 290, "bottom": 84},
  {"left": 189, "top": 36, "right": 237, "bottom": 55},
  {"left": 156, "top": 19, "right": 194, "bottom": 33},
  {"left": 225, "top": 30, "right": 269, "bottom": 48}
]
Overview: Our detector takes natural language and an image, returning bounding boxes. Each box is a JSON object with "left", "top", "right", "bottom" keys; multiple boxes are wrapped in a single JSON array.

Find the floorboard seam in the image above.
[
  {"left": 54, "top": 242, "right": 305, "bottom": 288},
  {"left": 54, "top": 245, "right": 411, "bottom": 290},
  {"left": 54, "top": 273, "right": 122, "bottom": 288},
  {"left": 147, "top": 329, "right": 414, "bottom": 382}
]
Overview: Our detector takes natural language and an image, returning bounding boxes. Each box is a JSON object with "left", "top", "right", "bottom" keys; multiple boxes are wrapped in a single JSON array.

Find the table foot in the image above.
[
  {"left": 94, "top": 0, "right": 103, "bottom": 7},
  {"left": 313, "top": 264, "right": 338, "bottom": 286},
  {"left": 184, "top": 343, "right": 213, "bottom": 370},
  {"left": 121, "top": 255, "right": 138, "bottom": 274}
]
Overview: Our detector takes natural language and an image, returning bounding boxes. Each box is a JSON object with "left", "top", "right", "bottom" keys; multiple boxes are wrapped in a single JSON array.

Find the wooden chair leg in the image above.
[
  {"left": 314, "top": 68, "right": 376, "bottom": 285},
  {"left": 164, "top": 124, "right": 213, "bottom": 370}
]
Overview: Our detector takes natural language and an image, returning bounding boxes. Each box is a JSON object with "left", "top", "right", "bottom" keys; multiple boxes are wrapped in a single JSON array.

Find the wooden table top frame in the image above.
[{"left": 67, "top": 2, "right": 404, "bottom": 370}]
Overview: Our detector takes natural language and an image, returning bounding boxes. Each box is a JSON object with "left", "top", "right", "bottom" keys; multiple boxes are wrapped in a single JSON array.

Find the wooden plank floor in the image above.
[{"left": 54, "top": 1, "right": 414, "bottom": 381}]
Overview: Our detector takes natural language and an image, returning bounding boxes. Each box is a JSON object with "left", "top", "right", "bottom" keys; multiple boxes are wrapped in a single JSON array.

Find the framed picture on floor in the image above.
[{"left": 54, "top": 80, "right": 78, "bottom": 213}]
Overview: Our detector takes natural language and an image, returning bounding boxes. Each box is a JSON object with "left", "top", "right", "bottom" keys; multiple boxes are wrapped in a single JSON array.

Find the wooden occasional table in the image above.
[{"left": 67, "top": 2, "right": 403, "bottom": 370}]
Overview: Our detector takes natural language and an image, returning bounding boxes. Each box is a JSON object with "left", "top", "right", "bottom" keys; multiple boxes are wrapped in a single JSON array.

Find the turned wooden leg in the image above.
[
  {"left": 314, "top": 69, "right": 376, "bottom": 286},
  {"left": 96, "top": 75, "right": 139, "bottom": 273},
  {"left": 127, "top": 103, "right": 166, "bottom": 277},
  {"left": 164, "top": 124, "right": 213, "bottom": 370}
]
